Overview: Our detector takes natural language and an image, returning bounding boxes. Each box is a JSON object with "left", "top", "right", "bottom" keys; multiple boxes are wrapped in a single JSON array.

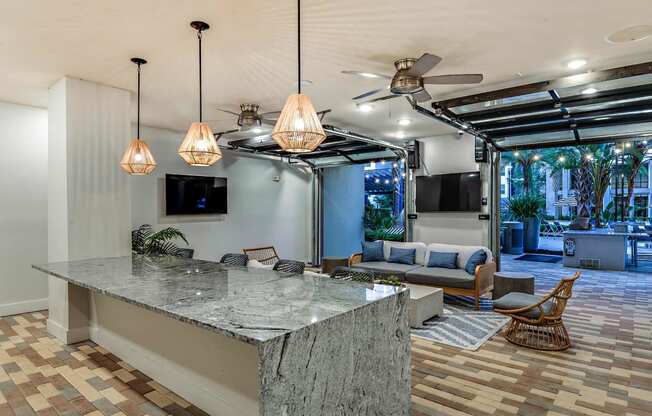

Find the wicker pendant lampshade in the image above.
[
  {"left": 271, "top": 0, "right": 325, "bottom": 152},
  {"left": 178, "top": 21, "right": 221, "bottom": 167},
  {"left": 272, "top": 93, "right": 325, "bottom": 152},
  {"left": 178, "top": 122, "right": 221, "bottom": 166},
  {"left": 120, "top": 58, "right": 156, "bottom": 175}
]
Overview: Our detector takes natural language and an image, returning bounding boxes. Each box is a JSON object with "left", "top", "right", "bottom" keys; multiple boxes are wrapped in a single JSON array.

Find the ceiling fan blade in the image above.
[
  {"left": 261, "top": 118, "right": 276, "bottom": 126},
  {"left": 260, "top": 110, "right": 281, "bottom": 118},
  {"left": 423, "top": 74, "right": 483, "bottom": 84},
  {"left": 214, "top": 129, "right": 240, "bottom": 138},
  {"left": 352, "top": 87, "right": 387, "bottom": 100},
  {"left": 406, "top": 53, "right": 442, "bottom": 76},
  {"left": 413, "top": 89, "right": 432, "bottom": 103},
  {"left": 341, "top": 70, "right": 393, "bottom": 80},
  {"left": 217, "top": 108, "right": 241, "bottom": 116},
  {"left": 363, "top": 94, "right": 401, "bottom": 104}
]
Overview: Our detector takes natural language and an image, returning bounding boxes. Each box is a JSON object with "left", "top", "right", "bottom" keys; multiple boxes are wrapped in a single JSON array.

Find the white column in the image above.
[
  {"left": 562, "top": 169, "right": 570, "bottom": 217},
  {"left": 47, "top": 77, "right": 131, "bottom": 344},
  {"left": 545, "top": 167, "right": 555, "bottom": 217}
]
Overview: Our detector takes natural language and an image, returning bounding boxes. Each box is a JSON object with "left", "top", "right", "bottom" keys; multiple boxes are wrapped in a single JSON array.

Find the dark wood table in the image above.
[
  {"left": 493, "top": 271, "right": 535, "bottom": 300},
  {"left": 321, "top": 256, "right": 349, "bottom": 275}
]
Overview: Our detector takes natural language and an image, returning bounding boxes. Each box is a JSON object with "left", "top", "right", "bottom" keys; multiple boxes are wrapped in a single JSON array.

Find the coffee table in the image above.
[{"left": 403, "top": 283, "right": 444, "bottom": 328}]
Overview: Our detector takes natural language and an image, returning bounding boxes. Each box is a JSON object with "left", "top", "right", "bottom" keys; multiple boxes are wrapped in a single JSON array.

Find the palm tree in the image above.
[
  {"left": 620, "top": 141, "right": 652, "bottom": 216},
  {"left": 502, "top": 150, "right": 545, "bottom": 195},
  {"left": 588, "top": 144, "right": 615, "bottom": 227},
  {"left": 542, "top": 146, "right": 593, "bottom": 218}
]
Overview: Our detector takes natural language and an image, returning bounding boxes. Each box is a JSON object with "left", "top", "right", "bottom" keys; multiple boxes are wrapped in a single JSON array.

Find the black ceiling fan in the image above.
[{"left": 342, "top": 53, "right": 483, "bottom": 104}]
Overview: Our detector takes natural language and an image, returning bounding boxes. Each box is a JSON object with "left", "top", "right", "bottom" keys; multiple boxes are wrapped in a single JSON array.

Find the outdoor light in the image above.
[
  {"left": 397, "top": 118, "right": 411, "bottom": 126},
  {"left": 120, "top": 58, "right": 157, "bottom": 175},
  {"left": 532, "top": 154, "right": 540, "bottom": 161},
  {"left": 178, "top": 21, "right": 222, "bottom": 166},
  {"left": 558, "top": 156, "right": 566, "bottom": 163},
  {"left": 394, "top": 178, "right": 398, "bottom": 183},
  {"left": 625, "top": 142, "right": 632, "bottom": 148},
  {"left": 585, "top": 154, "right": 594, "bottom": 161},
  {"left": 513, "top": 151, "right": 520, "bottom": 157},
  {"left": 567, "top": 59, "right": 587, "bottom": 69},
  {"left": 643, "top": 140, "right": 648, "bottom": 145},
  {"left": 392, "top": 162, "right": 398, "bottom": 168},
  {"left": 401, "top": 172, "right": 406, "bottom": 178},
  {"left": 384, "top": 179, "right": 390, "bottom": 184},
  {"left": 271, "top": 0, "right": 326, "bottom": 152},
  {"left": 374, "top": 178, "right": 380, "bottom": 183},
  {"left": 358, "top": 103, "right": 374, "bottom": 112},
  {"left": 581, "top": 87, "right": 598, "bottom": 95},
  {"left": 615, "top": 148, "right": 622, "bottom": 154}
]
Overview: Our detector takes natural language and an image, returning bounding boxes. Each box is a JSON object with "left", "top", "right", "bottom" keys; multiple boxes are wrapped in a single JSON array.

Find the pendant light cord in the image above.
[
  {"left": 297, "top": 0, "right": 301, "bottom": 95},
  {"left": 136, "top": 62, "right": 141, "bottom": 139},
  {"left": 198, "top": 29, "right": 204, "bottom": 122}
]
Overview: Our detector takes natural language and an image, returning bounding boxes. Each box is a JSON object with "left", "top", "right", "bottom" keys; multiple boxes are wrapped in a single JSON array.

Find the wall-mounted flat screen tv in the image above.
[
  {"left": 165, "top": 174, "right": 227, "bottom": 215},
  {"left": 416, "top": 172, "right": 481, "bottom": 212}
]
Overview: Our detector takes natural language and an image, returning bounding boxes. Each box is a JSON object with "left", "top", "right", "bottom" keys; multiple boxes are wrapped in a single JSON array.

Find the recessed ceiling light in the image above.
[
  {"left": 358, "top": 103, "right": 374, "bottom": 112},
  {"left": 397, "top": 118, "right": 411, "bottom": 126},
  {"left": 395, "top": 131, "right": 406, "bottom": 139},
  {"left": 360, "top": 72, "right": 380, "bottom": 78},
  {"left": 581, "top": 87, "right": 598, "bottom": 95},
  {"left": 607, "top": 25, "right": 652, "bottom": 44},
  {"left": 567, "top": 59, "right": 587, "bottom": 70}
]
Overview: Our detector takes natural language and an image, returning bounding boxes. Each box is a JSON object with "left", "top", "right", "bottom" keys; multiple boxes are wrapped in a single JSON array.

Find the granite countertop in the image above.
[{"left": 34, "top": 256, "right": 405, "bottom": 346}]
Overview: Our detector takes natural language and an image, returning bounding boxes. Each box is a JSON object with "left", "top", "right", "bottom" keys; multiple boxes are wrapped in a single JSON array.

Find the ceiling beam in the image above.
[{"left": 435, "top": 60, "right": 652, "bottom": 109}]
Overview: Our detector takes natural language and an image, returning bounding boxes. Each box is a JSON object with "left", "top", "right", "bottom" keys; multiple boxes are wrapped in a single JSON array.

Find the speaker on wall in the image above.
[
  {"left": 407, "top": 140, "right": 420, "bottom": 169},
  {"left": 474, "top": 136, "right": 488, "bottom": 163}
]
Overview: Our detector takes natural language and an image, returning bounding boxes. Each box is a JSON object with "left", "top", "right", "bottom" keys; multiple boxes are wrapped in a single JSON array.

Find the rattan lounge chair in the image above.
[{"left": 494, "top": 272, "right": 580, "bottom": 351}]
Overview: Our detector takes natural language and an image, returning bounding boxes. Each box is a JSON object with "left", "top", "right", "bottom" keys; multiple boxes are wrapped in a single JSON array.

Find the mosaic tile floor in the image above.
[
  {"left": 412, "top": 258, "right": 652, "bottom": 416},
  {"left": 1, "top": 258, "right": 651, "bottom": 416}
]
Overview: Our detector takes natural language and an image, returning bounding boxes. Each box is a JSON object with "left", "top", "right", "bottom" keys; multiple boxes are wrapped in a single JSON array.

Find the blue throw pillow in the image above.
[
  {"left": 361, "top": 241, "right": 384, "bottom": 262},
  {"left": 465, "top": 250, "right": 487, "bottom": 274},
  {"left": 388, "top": 247, "right": 416, "bottom": 265},
  {"left": 427, "top": 251, "right": 458, "bottom": 269}
]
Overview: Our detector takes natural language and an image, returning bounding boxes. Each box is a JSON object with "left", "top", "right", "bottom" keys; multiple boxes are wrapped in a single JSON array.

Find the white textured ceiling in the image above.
[{"left": 2, "top": 0, "right": 652, "bottom": 141}]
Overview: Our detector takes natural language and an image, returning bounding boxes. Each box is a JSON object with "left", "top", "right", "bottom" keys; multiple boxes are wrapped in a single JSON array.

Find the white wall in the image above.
[
  {"left": 0, "top": 102, "right": 49, "bottom": 316},
  {"left": 130, "top": 126, "right": 313, "bottom": 262},
  {"left": 412, "top": 133, "right": 491, "bottom": 247}
]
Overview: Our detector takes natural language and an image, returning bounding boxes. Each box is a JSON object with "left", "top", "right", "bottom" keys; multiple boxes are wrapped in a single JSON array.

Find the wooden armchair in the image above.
[
  {"left": 242, "top": 246, "right": 279, "bottom": 265},
  {"left": 494, "top": 272, "right": 580, "bottom": 351}
]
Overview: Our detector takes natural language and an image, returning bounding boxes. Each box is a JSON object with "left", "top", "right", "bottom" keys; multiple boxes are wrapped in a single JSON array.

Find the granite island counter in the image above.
[{"left": 34, "top": 256, "right": 410, "bottom": 416}]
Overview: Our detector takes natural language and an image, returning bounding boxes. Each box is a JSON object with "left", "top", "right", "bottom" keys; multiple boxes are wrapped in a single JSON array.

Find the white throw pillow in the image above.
[{"left": 248, "top": 259, "right": 273, "bottom": 269}]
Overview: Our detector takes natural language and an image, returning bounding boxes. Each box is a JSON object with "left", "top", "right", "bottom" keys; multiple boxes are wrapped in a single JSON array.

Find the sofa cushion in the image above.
[
  {"left": 405, "top": 267, "right": 476, "bottom": 289},
  {"left": 427, "top": 243, "right": 492, "bottom": 270},
  {"left": 362, "top": 241, "right": 384, "bottom": 262},
  {"left": 493, "top": 292, "right": 554, "bottom": 319},
  {"left": 464, "top": 250, "right": 487, "bottom": 274},
  {"left": 388, "top": 247, "right": 416, "bottom": 265},
  {"left": 383, "top": 241, "right": 428, "bottom": 265},
  {"left": 354, "top": 261, "right": 421, "bottom": 277},
  {"left": 427, "top": 251, "right": 458, "bottom": 269}
]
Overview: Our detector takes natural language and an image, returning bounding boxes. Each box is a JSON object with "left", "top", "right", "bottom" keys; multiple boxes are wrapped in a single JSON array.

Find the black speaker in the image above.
[
  {"left": 406, "top": 140, "right": 420, "bottom": 169},
  {"left": 474, "top": 137, "right": 488, "bottom": 163}
]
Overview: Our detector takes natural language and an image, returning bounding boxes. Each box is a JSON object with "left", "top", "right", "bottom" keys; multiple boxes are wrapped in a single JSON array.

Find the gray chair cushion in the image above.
[
  {"left": 405, "top": 267, "right": 476, "bottom": 289},
  {"left": 493, "top": 292, "right": 554, "bottom": 319},
  {"left": 354, "top": 261, "right": 421, "bottom": 277}
]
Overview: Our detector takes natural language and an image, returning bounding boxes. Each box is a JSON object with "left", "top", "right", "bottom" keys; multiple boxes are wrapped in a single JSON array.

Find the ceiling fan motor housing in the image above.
[
  {"left": 238, "top": 103, "right": 262, "bottom": 127},
  {"left": 390, "top": 58, "right": 424, "bottom": 95}
]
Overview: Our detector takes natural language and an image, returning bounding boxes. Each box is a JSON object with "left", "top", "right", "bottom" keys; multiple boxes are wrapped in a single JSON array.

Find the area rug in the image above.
[
  {"left": 411, "top": 295, "right": 509, "bottom": 351},
  {"left": 514, "top": 254, "right": 562, "bottom": 263}
]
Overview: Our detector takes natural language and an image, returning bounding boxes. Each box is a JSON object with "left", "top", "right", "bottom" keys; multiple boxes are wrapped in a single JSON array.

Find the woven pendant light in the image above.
[
  {"left": 178, "top": 21, "right": 221, "bottom": 166},
  {"left": 120, "top": 58, "right": 156, "bottom": 175},
  {"left": 271, "top": 0, "right": 325, "bottom": 153}
]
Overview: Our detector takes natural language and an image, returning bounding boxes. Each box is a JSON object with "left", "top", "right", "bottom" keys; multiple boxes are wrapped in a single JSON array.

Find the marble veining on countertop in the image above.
[{"left": 33, "top": 256, "right": 405, "bottom": 345}]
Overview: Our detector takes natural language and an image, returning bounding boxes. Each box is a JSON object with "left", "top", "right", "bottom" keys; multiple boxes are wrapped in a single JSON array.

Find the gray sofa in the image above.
[{"left": 350, "top": 241, "right": 496, "bottom": 310}]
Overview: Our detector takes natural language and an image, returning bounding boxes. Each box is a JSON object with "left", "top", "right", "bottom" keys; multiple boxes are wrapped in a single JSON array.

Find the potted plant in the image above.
[
  {"left": 506, "top": 195, "right": 544, "bottom": 252},
  {"left": 132, "top": 224, "right": 189, "bottom": 256}
]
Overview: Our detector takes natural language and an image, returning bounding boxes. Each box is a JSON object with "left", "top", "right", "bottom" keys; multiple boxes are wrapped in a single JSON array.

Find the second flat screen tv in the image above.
[
  {"left": 416, "top": 172, "right": 481, "bottom": 212},
  {"left": 165, "top": 174, "right": 227, "bottom": 215}
]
